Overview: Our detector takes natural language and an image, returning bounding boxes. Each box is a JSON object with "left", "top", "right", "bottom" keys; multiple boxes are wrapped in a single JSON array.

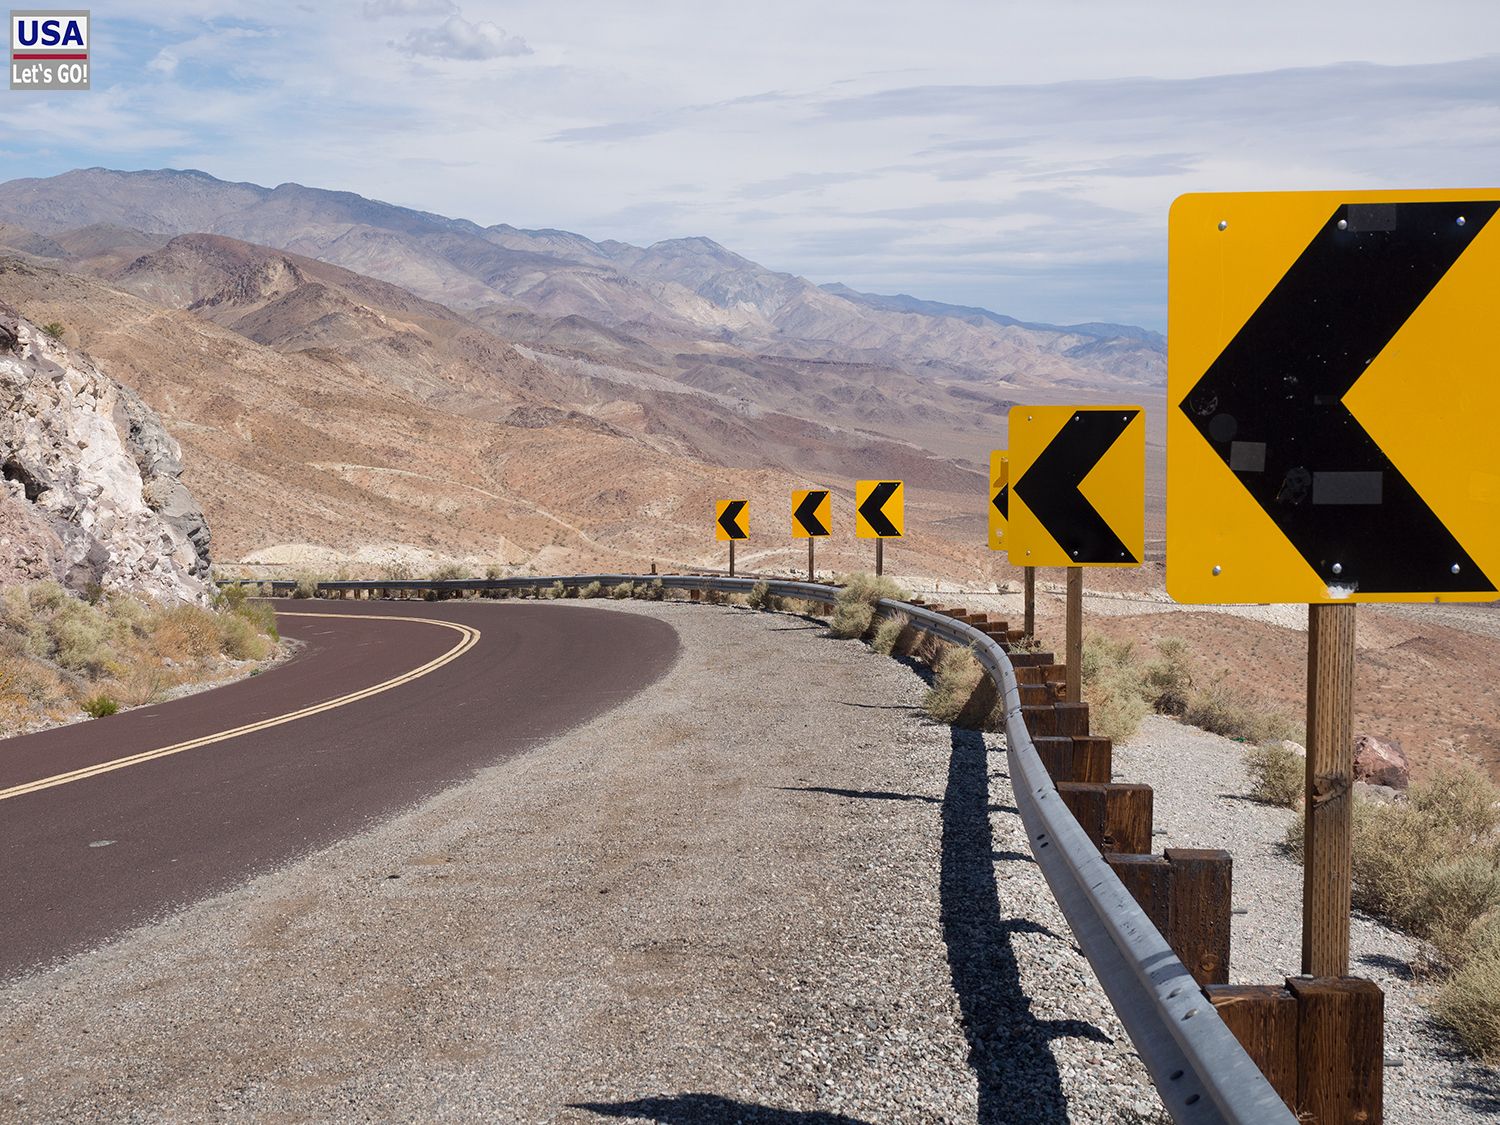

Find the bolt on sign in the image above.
[
  {"left": 791, "top": 489, "right": 831, "bottom": 538},
  {"left": 10, "top": 10, "right": 89, "bottom": 90},
  {"left": 854, "top": 480, "right": 903, "bottom": 538},
  {"left": 1006, "top": 406, "right": 1145, "bottom": 567},
  {"left": 1168, "top": 191, "right": 1500, "bottom": 604},
  {"left": 715, "top": 499, "right": 748, "bottom": 541},
  {"left": 988, "top": 451, "right": 1008, "bottom": 551}
]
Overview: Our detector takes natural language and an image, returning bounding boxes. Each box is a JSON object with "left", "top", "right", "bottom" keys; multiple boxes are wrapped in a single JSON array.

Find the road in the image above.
[{"left": 0, "top": 599, "right": 679, "bottom": 979}]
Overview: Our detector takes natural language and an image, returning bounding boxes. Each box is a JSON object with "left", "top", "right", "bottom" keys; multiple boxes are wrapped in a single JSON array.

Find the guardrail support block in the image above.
[
  {"left": 1288, "top": 976, "right": 1384, "bottom": 1125},
  {"left": 1164, "top": 848, "right": 1232, "bottom": 986},
  {"left": 1204, "top": 985, "right": 1299, "bottom": 1109},
  {"left": 1056, "top": 782, "right": 1152, "bottom": 854},
  {"left": 1054, "top": 701, "right": 1089, "bottom": 736},
  {"left": 1033, "top": 735, "right": 1111, "bottom": 783}
]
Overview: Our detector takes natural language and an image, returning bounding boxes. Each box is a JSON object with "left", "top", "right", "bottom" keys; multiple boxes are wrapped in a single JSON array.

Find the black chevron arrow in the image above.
[
  {"left": 1015, "top": 411, "right": 1137, "bottom": 562},
  {"left": 717, "top": 500, "right": 748, "bottom": 540},
  {"left": 1179, "top": 200, "right": 1499, "bottom": 595},
  {"left": 992, "top": 484, "right": 1008, "bottom": 520},
  {"left": 858, "top": 481, "right": 901, "bottom": 537},
  {"left": 794, "top": 490, "right": 830, "bottom": 536}
]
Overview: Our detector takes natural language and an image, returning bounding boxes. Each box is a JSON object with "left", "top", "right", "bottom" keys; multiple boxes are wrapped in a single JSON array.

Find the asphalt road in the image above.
[{"left": 0, "top": 599, "right": 679, "bottom": 980}]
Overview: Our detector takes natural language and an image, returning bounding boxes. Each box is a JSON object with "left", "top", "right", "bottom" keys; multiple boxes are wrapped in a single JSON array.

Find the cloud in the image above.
[
  {"left": 398, "top": 15, "right": 531, "bottom": 60},
  {"left": 363, "top": 0, "right": 457, "bottom": 18}
]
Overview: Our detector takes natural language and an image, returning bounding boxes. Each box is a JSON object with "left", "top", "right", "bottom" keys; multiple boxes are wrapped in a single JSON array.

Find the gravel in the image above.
[
  {"left": 1117, "top": 713, "right": 1500, "bottom": 1123},
  {"left": 0, "top": 598, "right": 1168, "bottom": 1124}
]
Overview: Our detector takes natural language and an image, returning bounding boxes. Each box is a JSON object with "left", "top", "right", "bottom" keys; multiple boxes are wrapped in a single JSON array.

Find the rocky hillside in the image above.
[{"left": 0, "top": 301, "right": 211, "bottom": 602}]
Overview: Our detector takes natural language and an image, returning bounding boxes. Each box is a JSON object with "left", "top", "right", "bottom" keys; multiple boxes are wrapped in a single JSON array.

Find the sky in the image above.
[{"left": 7, "top": 1, "right": 1500, "bottom": 330}]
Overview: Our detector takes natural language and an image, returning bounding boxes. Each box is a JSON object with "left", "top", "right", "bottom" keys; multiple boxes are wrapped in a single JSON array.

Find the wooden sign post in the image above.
[
  {"left": 729, "top": 539, "right": 736, "bottom": 578},
  {"left": 1065, "top": 567, "right": 1083, "bottom": 703},
  {"left": 1023, "top": 566, "right": 1036, "bottom": 640},
  {"left": 807, "top": 539, "right": 815, "bottom": 582},
  {"left": 875, "top": 538, "right": 884, "bottom": 577},
  {"left": 1303, "top": 602, "right": 1357, "bottom": 976}
]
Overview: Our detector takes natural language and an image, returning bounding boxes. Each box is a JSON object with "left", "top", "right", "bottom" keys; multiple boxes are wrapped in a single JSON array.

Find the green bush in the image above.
[
  {"left": 579, "top": 581, "right": 602, "bottom": 599},
  {"left": 1244, "top": 741, "right": 1304, "bottom": 807},
  {"left": 81, "top": 693, "right": 118, "bottom": 717},
  {"left": 545, "top": 581, "right": 566, "bottom": 600},
  {"left": 610, "top": 581, "right": 635, "bottom": 599},
  {"left": 41, "top": 321, "right": 65, "bottom": 340}
]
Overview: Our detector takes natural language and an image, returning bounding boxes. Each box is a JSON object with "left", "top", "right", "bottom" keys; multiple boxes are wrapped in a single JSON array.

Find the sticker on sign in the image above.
[{"left": 11, "top": 10, "right": 89, "bottom": 90}]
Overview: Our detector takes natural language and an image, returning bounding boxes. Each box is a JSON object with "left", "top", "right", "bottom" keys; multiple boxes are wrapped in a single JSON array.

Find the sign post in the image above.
[
  {"left": 1170, "top": 191, "right": 1500, "bottom": 989},
  {"left": 1023, "top": 567, "right": 1036, "bottom": 641},
  {"left": 792, "top": 489, "right": 832, "bottom": 581},
  {"left": 715, "top": 499, "right": 748, "bottom": 575},
  {"left": 855, "top": 480, "right": 903, "bottom": 577}
]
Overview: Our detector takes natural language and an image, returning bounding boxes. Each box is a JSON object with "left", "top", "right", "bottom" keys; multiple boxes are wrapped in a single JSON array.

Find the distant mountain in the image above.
[{"left": 0, "top": 168, "right": 1164, "bottom": 392}]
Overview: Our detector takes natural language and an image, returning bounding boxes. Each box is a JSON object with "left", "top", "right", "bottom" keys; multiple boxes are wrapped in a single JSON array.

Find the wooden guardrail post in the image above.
[
  {"left": 1056, "top": 781, "right": 1152, "bottom": 854},
  {"left": 1206, "top": 976, "right": 1383, "bottom": 1123}
]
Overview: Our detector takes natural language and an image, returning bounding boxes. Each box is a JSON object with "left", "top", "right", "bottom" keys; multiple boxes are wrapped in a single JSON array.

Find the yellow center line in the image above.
[{"left": 0, "top": 612, "right": 481, "bottom": 803}]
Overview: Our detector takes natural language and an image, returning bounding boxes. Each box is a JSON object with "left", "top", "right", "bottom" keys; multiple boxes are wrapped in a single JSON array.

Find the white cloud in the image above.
[
  {"left": 363, "top": 0, "right": 457, "bottom": 18},
  {"left": 398, "top": 14, "right": 531, "bottom": 60}
]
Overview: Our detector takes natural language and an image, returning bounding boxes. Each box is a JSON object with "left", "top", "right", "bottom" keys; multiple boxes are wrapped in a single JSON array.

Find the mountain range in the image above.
[{"left": 0, "top": 168, "right": 1165, "bottom": 578}]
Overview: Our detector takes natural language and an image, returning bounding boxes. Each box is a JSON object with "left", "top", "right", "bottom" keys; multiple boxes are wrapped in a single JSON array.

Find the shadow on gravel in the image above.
[
  {"left": 943, "top": 726, "right": 1111, "bottom": 1124},
  {"left": 779, "top": 785, "right": 940, "bottom": 805},
  {"left": 571, "top": 1093, "right": 875, "bottom": 1124},
  {"left": 1356, "top": 951, "right": 1416, "bottom": 981}
]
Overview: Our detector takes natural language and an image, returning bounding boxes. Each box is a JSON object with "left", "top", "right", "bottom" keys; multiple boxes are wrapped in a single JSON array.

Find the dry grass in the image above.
[
  {"left": 871, "top": 612, "right": 909, "bottom": 656},
  {"left": 1080, "top": 635, "right": 1152, "bottom": 743},
  {"left": 746, "top": 581, "right": 774, "bottom": 611},
  {"left": 579, "top": 581, "right": 603, "bottom": 599},
  {"left": 1244, "top": 741, "right": 1304, "bottom": 808},
  {"left": 1181, "top": 678, "right": 1302, "bottom": 744},
  {"left": 0, "top": 581, "right": 281, "bottom": 736},
  {"left": 826, "top": 572, "right": 902, "bottom": 640},
  {"left": 1284, "top": 765, "right": 1500, "bottom": 1061},
  {"left": 924, "top": 646, "right": 985, "bottom": 724}
]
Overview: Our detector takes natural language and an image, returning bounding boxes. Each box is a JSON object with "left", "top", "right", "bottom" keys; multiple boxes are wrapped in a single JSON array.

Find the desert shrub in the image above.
[
  {"left": 428, "top": 564, "right": 466, "bottom": 581},
  {"left": 636, "top": 579, "right": 667, "bottom": 601},
  {"left": 1079, "top": 635, "right": 1151, "bottom": 744},
  {"left": 871, "top": 612, "right": 909, "bottom": 656},
  {"left": 81, "top": 694, "right": 118, "bottom": 718},
  {"left": 1244, "top": 741, "right": 1304, "bottom": 808},
  {"left": 1181, "top": 677, "right": 1301, "bottom": 744},
  {"left": 291, "top": 575, "right": 321, "bottom": 599},
  {"left": 382, "top": 561, "right": 416, "bottom": 581},
  {"left": 746, "top": 581, "right": 773, "bottom": 610},
  {"left": 41, "top": 321, "right": 65, "bottom": 340},
  {"left": 545, "top": 581, "right": 566, "bottom": 600},
  {"left": 217, "top": 613, "right": 273, "bottom": 661},
  {"left": 1142, "top": 637, "right": 1193, "bottom": 715},
  {"left": 925, "top": 647, "right": 985, "bottom": 724},
  {"left": 829, "top": 599, "right": 874, "bottom": 640},
  {"left": 610, "top": 581, "right": 635, "bottom": 599},
  {"left": 230, "top": 598, "right": 278, "bottom": 642},
  {"left": 834, "top": 572, "right": 906, "bottom": 606},
  {"left": 1435, "top": 916, "right": 1500, "bottom": 1061},
  {"left": 579, "top": 581, "right": 602, "bottom": 598},
  {"left": 48, "top": 600, "right": 118, "bottom": 675},
  {"left": 702, "top": 587, "right": 726, "bottom": 605}
]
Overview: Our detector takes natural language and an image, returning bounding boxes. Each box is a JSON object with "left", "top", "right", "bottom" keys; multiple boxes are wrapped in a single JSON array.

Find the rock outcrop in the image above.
[
  {"left": 0, "top": 300, "right": 211, "bottom": 602},
  {"left": 1353, "top": 734, "right": 1410, "bottom": 791}
]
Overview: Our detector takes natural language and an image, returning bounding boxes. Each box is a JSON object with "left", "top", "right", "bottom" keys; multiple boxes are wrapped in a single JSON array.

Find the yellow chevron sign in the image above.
[
  {"left": 1007, "top": 405, "right": 1144, "bottom": 567},
  {"left": 791, "top": 489, "right": 831, "bottom": 538},
  {"left": 855, "top": 480, "right": 903, "bottom": 538},
  {"left": 715, "top": 499, "right": 748, "bottom": 541},
  {"left": 989, "top": 451, "right": 1008, "bottom": 551},
  {"left": 1169, "top": 191, "right": 1500, "bottom": 604}
]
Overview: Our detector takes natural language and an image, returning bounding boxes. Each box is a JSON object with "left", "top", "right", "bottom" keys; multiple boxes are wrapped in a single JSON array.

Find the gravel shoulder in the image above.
[
  {"left": 1117, "top": 714, "right": 1500, "bottom": 1124},
  {"left": 0, "top": 599, "right": 1167, "bottom": 1124}
]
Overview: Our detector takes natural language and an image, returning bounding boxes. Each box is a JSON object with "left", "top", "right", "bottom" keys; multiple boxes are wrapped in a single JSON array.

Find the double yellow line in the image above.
[{"left": 0, "top": 612, "right": 480, "bottom": 803}]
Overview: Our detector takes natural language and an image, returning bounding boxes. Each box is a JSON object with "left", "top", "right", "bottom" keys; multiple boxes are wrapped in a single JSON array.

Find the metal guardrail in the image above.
[{"left": 227, "top": 571, "right": 1294, "bottom": 1124}]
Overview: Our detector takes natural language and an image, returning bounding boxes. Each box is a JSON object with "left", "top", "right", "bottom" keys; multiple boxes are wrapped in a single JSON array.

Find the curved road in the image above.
[{"left": 0, "top": 599, "right": 679, "bottom": 979}]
